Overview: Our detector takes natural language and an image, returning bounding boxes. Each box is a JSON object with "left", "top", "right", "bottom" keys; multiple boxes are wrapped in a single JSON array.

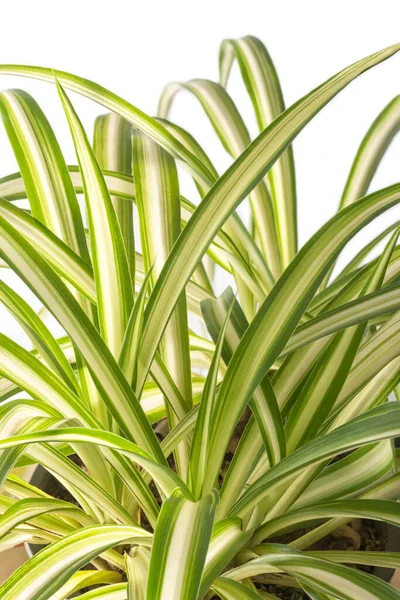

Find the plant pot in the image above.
[{"left": 26, "top": 466, "right": 399, "bottom": 589}]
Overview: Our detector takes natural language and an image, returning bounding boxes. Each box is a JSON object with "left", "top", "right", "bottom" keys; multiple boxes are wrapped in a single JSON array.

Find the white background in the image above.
[{"left": 1, "top": 0, "right": 400, "bottom": 340}]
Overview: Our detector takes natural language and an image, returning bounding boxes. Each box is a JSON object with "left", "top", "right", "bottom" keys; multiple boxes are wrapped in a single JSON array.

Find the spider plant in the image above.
[{"left": 0, "top": 35, "right": 400, "bottom": 600}]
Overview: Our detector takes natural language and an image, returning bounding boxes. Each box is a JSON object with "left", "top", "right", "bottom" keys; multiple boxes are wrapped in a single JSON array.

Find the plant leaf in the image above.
[
  {"left": 0, "top": 89, "right": 88, "bottom": 260},
  {"left": 136, "top": 44, "right": 400, "bottom": 400},
  {"left": 231, "top": 403, "right": 400, "bottom": 518},
  {"left": 0, "top": 525, "right": 151, "bottom": 600},
  {"left": 226, "top": 545, "right": 400, "bottom": 600},
  {"left": 57, "top": 81, "right": 133, "bottom": 359},
  {"left": 341, "top": 96, "right": 400, "bottom": 208},
  {"left": 203, "top": 185, "right": 400, "bottom": 493},
  {"left": 252, "top": 499, "right": 400, "bottom": 544},
  {"left": 146, "top": 489, "right": 218, "bottom": 600},
  {"left": 219, "top": 35, "right": 297, "bottom": 267},
  {"left": 0, "top": 215, "right": 164, "bottom": 462},
  {"left": 159, "top": 79, "right": 281, "bottom": 277},
  {"left": 93, "top": 112, "right": 135, "bottom": 281}
]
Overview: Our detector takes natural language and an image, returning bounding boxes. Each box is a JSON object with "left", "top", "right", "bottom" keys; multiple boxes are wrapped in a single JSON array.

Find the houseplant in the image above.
[{"left": 0, "top": 34, "right": 399, "bottom": 599}]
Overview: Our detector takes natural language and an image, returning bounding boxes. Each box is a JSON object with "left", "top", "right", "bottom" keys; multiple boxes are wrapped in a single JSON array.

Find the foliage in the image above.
[{"left": 0, "top": 36, "right": 399, "bottom": 599}]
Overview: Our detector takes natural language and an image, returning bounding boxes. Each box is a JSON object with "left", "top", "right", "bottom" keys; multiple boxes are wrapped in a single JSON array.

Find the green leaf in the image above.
[
  {"left": 288, "top": 471, "right": 400, "bottom": 551},
  {"left": 0, "top": 427, "right": 191, "bottom": 499},
  {"left": 226, "top": 544, "right": 400, "bottom": 600},
  {"left": 219, "top": 35, "right": 297, "bottom": 267},
  {"left": 46, "top": 571, "right": 123, "bottom": 600},
  {"left": 159, "top": 79, "right": 281, "bottom": 277},
  {"left": 188, "top": 299, "right": 233, "bottom": 497},
  {"left": 200, "top": 518, "right": 253, "bottom": 598},
  {"left": 0, "top": 89, "right": 88, "bottom": 260},
  {"left": 217, "top": 418, "right": 264, "bottom": 519},
  {"left": 283, "top": 281, "right": 400, "bottom": 357},
  {"left": 133, "top": 131, "right": 192, "bottom": 399},
  {"left": 0, "top": 197, "right": 96, "bottom": 302},
  {"left": 334, "top": 308, "right": 400, "bottom": 412},
  {"left": 93, "top": 112, "right": 135, "bottom": 282},
  {"left": 76, "top": 584, "right": 128, "bottom": 600},
  {"left": 341, "top": 96, "right": 400, "bottom": 208},
  {"left": 0, "top": 279, "right": 78, "bottom": 391},
  {"left": 0, "top": 332, "right": 96, "bottom": 426},
  {"left": 203, "top": 185, "right": 400, "bottom": 494},
  {"left": 125, "top": 546, "right": 150, "bottom": 600},
  {"left": 0, "top": 65, "right": 216, "bottom": 188},
  {"left": 57, "top": 81, "right": 133, "bottom": 359},
  {"left": 212, "top": 577, "right": 272, "bottom": 599},
  {"left": 284, "top": 226, "right": 399, "bottom": 452},
  {"left": 307, "top": 550, "right": 400, "bottom": 570},
  {"left": 119, "top": 267, "right": 152, "bottom": 387},
  {"left": 201, "top": 287, "right": 285, "bottom": 469},
  {"left": 0, "top": 497, "right": 90, "bottom": 539},
  {"left": 331, "top": 357, "right": 400, "bottom": 428},
  {"left": 0, "top": 525, "right": 151, "bottom": 600},
  {"left": 146, "top": 489, "right": 218, "bottom": 600},
  {"left": 0, "top": 215, "right": 164, "bottom": 462},
  {"left": 252, "top": 499, "right": 400, "bottom": 545},
  {"left": 231, "top": 403, "right": 400, "bottom": 518},
  {"left": 136, "top": 43, "right": 400, "bottom": 403},
  {"left": 132, "top": 128, "right": 192, "bottom": 476},
  {"left": 294, "top": 441, "right": 395, "bottom": 509},
  {"left": 339, "top": 221, "right": 400, "bottom": 279}
]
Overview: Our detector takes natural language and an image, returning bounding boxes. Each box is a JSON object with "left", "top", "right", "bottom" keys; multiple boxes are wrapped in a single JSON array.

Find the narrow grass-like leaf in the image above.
[
  {"left": 133, "top": 130, "right": 192, "bottom": 406},
  {"left": 159, "top": 79, "right": 281, "bottom": 277},
  {"left": 341, "top": 96, "right": 400, "bottom": 209},
  {"left": 293, "top": 441, "right": 394, "bottom": 509},
  {"left": 136, "top": 44, "right": 400, "bottom": 399},
  {"left": 93, "top": 112, "right": 135, "bottom": 281},
  {"left": 0, "top": 279, "right": 78, "bottom": 390},
  {"left": 307, "top": 550, "right": 400, "bottom": 570},
  {"left": 339, "top": 221, "right": 400, "bottom": 278},
  {"left": 77, "top": 585, "right": 128, "bottom": 600},
  {"left": 133, "top": 129, "right": 192, "bottom": 477},
  {"left": 146, "top": 489, "right": 218, "bottom": 600},
  {"left": 334, "top": 308, "right": 400, "bottom": 411},
  {"left": 57, "top": 81, "right": 133, "bottom": 358},
  {"left": 0, "top": 428, "right": 191, "bottom": 499},
  {"left": 125, "top": 546, "right": 150, "bottom": 600},
  {"left": 0, "top": 197, "right": 96, "bottom": 302},
  {"left": 0, "top": 497, "right": 90, "bottom": 539},
  {"left": 226, "top": 545, "right": 400, "bottom": 600},
  {"left": 290, "top": 471, "right": 400, "bottom": 551},
  {"left": 219, "top": 35, "right": 297, "bottom": 267},
  {"left": 200, "top": 518, "right": 253, "bottom": 597},
  {"left": 188, "top": 300, "right": 232, "bottom": 497},
  {"left": 231, "top": 403, "right": 400, "bottom": 518},
  {"left": 0, "top": 525, "right": 152, "bottom": 600},
  {"left": 202, "top": 287, "right": 285, "bottom": 468},
  {"left": 0, "top": 89, "right": 88, "bottom": 259},
  {"left": 119, "top": 268, "right": 152, "bottom": 387},
  {"left": 0, "top": 215, "right": 164, "bottom": 461},
  {"left": 283, "top": 281, "right": 400, "bottom": 356},
  {"left": 203, "top": 186, "right": 400, "bottom": 493},
  {"left": 252, "top": 499, "right": 400, "bottom": 544},
  {"left": 284, "top": 227, "right": 399, "bottom": 451},
  {"left": 212, "top": 577, "right": 270, "bottom": 599},
  {"left": 0, "top": 65, "right": 218, "bottom": 187},
  {"left": 46, "top": 571, "right": 123, "bottom": 600}
]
